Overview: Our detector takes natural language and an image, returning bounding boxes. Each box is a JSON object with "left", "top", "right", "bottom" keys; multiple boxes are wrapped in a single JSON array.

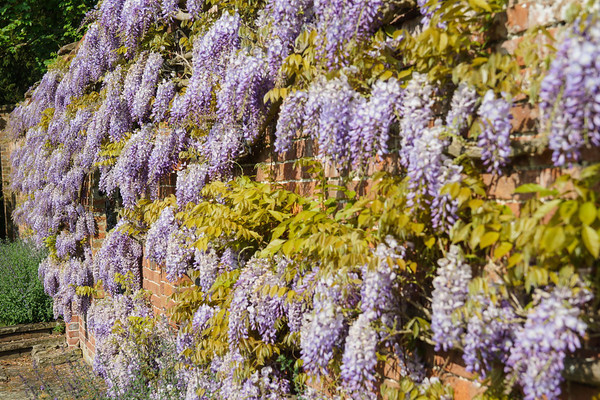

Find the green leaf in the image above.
[
  {"left": 480, "top": 231, "right": 499, "bottom": 249},
  {"left": 469, "top": 0, "right": 492, "bottom": 12},
  {"left": 493, "top": 242, "right": 512, "bottom": 259},
  {"left": 579, "top": 202, "right": 597, "bottom": 226},
  {"left": 559, "top": 200, "right": 578, "bottom": 223},
  {"left": 424, "top": 236, "right": 435, "bottom": 248},
  {"left": 580, "top": 163, "right": 600, "bottom": 180},
  {"left": 507, "top": 253, "right": 523, "bottom": 268},
  {"left": 542, "top": 226, "right": 565, "bottom": 252},
  {"left": 379, "top": 70, "right": 393, "bottom": 81},
  {"left": 469, "top": 224, "right": 485, "bottom": 249},
  {"left": 271, "top": 223, "right": 287, "bottom": 240},
  {"left": 533, "top": 199, "right": 561, "bottom": 220},
  {"left": 582, "top": 225, "right": 600, "bottom": 258},
  {"left": 514, "top": 184, "right": 558, "bottom": 197}
]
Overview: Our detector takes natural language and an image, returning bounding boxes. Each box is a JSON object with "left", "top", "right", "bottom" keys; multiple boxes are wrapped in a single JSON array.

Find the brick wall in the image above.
[{"left": 6, "top": 0, "right": 594, "bottom": 398}]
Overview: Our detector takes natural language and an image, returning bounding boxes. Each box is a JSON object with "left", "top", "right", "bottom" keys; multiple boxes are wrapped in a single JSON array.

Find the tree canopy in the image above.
[{"left": 0, "top": 0, "right": 96, "bottom": 105}]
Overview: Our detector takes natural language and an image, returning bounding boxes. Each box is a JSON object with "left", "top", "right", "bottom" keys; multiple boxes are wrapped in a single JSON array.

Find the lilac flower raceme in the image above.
[
  {"left": 147, "top": 127, "right": 188, "bottom": 190},
  {"left": 123, "top": 53, "right": 149, "bottom": 114},
  {"left": 217, "top": 48, "right": 272, "bottom": 143},
  {"left": 431, "top": 245, "right": 472, "bottom": 351},
  {"left": 405, "top": 121, "right": 446, "bottom": 207},
  {"left": 462, "top": 294, "right": 515, "bottom": 377},
  {"left": 539, "top": 19, "right": 600, "bottom": 166},
  {"left": 398, "top": 73, "right": 435, "bottom": 167},
  {"left": 361, "top": 236, "right": 402, "bottom": 320},
  {"left": 349, "top": 78, "right": 403, "bottom": 168},
  {"left": 176, "top": 163, "right": 209, "bottom": 208},
  {"left": 192, "top": 304, "right": 216, "bottom": 332},
  {"left": 120, "top": 0, "right": 161, "bottom": 56},
  {"left": 201, "top": 123, "right": 245, "bottom": 179},
  {"left": 301, "top": 75, "right": 362, "bottom": 165},
  {"left": 174, "top": 12, "right": 241, "bottom": 123},
  {"left": 193, "top": 247, "right": 221, "bottom": 292},
  {"left": 161, "top": 0, "right": 179, "bottom": 20},
  {"left": 186, "top": 0, "right": 204, "bottom": 19},
  {"left": 314, "top": 0, "right": 385, "bottom": 68},
  {"left": 101, "top": 126, "right": 155, "bottom": 208},
  {"left": 151, "top": 80, "right": 176, "bottom": 122},
  {"left": 93, "top": 220, "right": 143, "bottom": 295},
  {"left": 165, "top": 225, "right": 196, "bottom": 281},
  {"left": 301, "top": 278, "right": 347, "bottom": 377},
  {"left": 87, "top": 291, "right": 155, "bottom": 396},
  {"left": 506, "top": 287, "right": 592, "bottom": 400},
  {"left": 145, "top": 206, "right": 177, "bottom": 264},
  {"left": 98, "top": 0, "right": 126, "bottom": 35},
  {"left": 261, "top": 0, "right": 314, "bottom": 76},
  {"left": 55, "top": 231, "right": 78, "bottom": 259},
  {"left": 477, "top": 90, "right": 512, "bottom": 174},
  {"left": 340, "top": 313, "right": 378, "bottom": 397},
  {"left": 228, "top": 258, "right": 287, "bottom": 347},
  {"left": 132, "top": 52, "right": 164, "bottom": 122},
  {"left": 446, "top": 83, "right": 478, "bottom": 134},
  {"left": 274, "top": 90, "right": 308, "bottom": 153}
]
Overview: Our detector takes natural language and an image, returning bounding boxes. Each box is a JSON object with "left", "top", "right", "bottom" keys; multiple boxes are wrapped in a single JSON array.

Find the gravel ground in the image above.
[{"left": 0, "top": 352, "right": 106, "bottom": 399}]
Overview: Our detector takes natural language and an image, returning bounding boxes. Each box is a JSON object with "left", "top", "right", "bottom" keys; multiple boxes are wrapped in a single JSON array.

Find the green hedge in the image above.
[{"left": 0, "top": 240, "right": 53, "bottom": 325}]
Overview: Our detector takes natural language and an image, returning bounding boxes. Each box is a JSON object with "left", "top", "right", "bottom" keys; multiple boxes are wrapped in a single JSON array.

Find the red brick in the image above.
[
  {"left": 511, "top": 102, "right": 538, "bottom": 133},
  {"left": 433, "top": 353, "right": 476, "bottom": 381},
  {"left": 506, "top": 2, "right": 529, "bottom": 34},
  {"left": 143, "top": 279, "right": 160, "bottom": 294},
  {"left": 163, "top": 282, "right": 176, "bottom": 297},
  {"left": 442, "top": 376, "right": 485, "bottom": 400}
]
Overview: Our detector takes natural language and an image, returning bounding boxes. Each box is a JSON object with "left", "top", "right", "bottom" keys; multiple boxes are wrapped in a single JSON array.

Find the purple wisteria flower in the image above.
[
  {"left": 92, "top": 220, "right": 143, "bottom": 295},
  {"left": 145, "top": 206, "right": 177, "bottom": 264},
  {"left": 176, "top": 163, "right": 209, "bottom": 208},
  {"left": 151, "top": 80, "right": 176, "bottom": 122},
  {"left": 261, "top": 0, "right": 314, "bottom": 76},
  {"left": 193, "top": 247, "right": 221, "bottom": 292},
  {"left": 477, "top": 90, "right": 512, "bottom": 174},
  {"left": 132, "top": 52, "right": 164, "bottom": 122},
  {"left": 274, "top": 90, "right": 308, "bottom": 153},
  {"left": 123, "top": 53, "right": 149, "bottom": 114},
  {"left": 446, "top": 83, "right": 478, "bottom": 134},
  {"left": 173, "top": 12, "right": 241, "bottom": 123},
  {"left": 102, "top": 125, "right": 155, "bottom": 208},
  {"left": 462, "top": 294, "right": 515, "bottom": 377},
  {"left": 349, "top": 78, "right": 402, "bottom": 168},
  {"left": 506, "top": 287, "right": 592, "bottom": 400},
  {"left": 398, "top": 73, "right": 435, "bottom": 168},
  {"left": 314, "top": 0, "right": 384, "bottom": 68},
  {"left": 192, "top": 304, "right": 216, "bottom": 332},
  {"left": 186, "top": 0, "right": 204, "bottom": 19},
  {"left": 300, "top": 277, "right": 347, "bottom": 377},
  {"left": 165, "top": 225, "right": 196, "bottom": 281},
  {"left": 539, "top": 20, "right": 600, "bottom": 166},
  {"left": 228, "top": 258, "right": 286, "bottom": 347},
  {"left": 340, "top": 313, "right": 378, "bottom": 396},
  {"left": 147, "top": 127, "right": 188, "bottom": 190},
  {"left": 217, "top": 48, "right": 272, "bottom": 143},
  {"left": 431, "top": 245, "right": 471, "bottom": 351},
  {"left": 161, "top": 0, "right": 179, "bottom": 20}
]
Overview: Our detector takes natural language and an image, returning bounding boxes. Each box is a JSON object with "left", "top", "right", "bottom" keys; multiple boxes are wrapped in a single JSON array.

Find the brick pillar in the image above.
[{"left": 66, "top": 313, "right": 80, "bottom": 348}]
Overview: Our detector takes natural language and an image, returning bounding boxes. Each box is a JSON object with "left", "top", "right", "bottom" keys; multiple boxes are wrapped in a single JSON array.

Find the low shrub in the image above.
[{"left": 0, "top": 240, "right": 53, "bottom": 325}]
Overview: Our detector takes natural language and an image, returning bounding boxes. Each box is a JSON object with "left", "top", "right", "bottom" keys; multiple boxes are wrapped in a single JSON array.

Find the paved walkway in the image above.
[{"left": 0, "top": 352, "right": 103, "bottom": 399}]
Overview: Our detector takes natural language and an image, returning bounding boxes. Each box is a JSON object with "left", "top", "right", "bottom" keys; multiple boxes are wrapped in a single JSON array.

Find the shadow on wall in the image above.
[{"left": 0, "top": 105, "right": 17, "bottom": 241}]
